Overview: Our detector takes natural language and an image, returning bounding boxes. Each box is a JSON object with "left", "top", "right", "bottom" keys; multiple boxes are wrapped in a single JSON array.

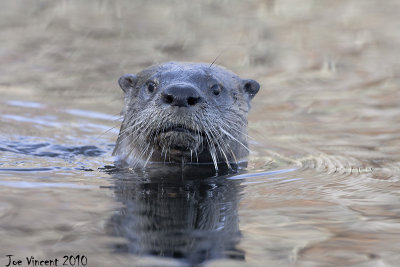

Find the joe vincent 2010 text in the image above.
[{"left": 4, "top": 255, "right": 87, "bottom": 267}]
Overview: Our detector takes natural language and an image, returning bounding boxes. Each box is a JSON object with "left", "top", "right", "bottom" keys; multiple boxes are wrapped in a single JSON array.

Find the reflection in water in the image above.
[{"left": 106, "top": 167, "right": 245, "bottom": 265}]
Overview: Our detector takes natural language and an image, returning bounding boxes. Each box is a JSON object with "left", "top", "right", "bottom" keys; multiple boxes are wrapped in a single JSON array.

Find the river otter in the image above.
[{"left": 113, "top": 62, "right": 259, "bottom": 171}]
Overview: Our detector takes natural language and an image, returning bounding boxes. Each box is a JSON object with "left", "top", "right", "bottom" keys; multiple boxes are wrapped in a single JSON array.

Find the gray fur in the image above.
[{"left": 114, "top": 62, "right": 259, "bottom": 171}]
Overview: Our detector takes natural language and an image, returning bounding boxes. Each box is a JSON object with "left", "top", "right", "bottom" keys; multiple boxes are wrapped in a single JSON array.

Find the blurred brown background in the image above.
[{"left": 1, "top": 1, "right": 399, "bottom": 97}]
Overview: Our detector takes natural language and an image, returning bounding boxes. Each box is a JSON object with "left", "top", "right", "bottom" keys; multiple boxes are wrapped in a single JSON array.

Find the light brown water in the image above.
[{"left": 1, "top": 1, "right": 400, "bottom": 266}]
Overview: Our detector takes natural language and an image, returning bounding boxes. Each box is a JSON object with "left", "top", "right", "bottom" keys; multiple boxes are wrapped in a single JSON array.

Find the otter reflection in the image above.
[{"left": 107, "top": 166, "right": 244, "bottom": 265}]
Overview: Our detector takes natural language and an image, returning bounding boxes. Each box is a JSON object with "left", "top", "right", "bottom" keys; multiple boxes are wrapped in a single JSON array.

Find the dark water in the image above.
[
  {"left": 107, "top": 168, "right": 244, "bottom": 264},
  {"left": 1, "top": 1, "right": 400, "bottom": 267}
]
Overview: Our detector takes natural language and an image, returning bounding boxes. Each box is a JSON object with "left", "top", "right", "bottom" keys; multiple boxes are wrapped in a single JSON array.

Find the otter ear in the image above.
[
  {"left": 242, "top": 79, "right": 260, "bottom": 100},
  {"left": 118, "top": 74, "right": 137, "bottom": 94}
]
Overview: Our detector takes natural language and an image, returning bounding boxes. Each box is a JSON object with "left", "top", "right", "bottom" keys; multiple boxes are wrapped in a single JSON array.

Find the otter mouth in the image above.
[
  {"left": 162, "top": 124, "right": 198, "bottom": 135},
  {"left": 157, "top": 123, "right": 204, "bottom": 153}
]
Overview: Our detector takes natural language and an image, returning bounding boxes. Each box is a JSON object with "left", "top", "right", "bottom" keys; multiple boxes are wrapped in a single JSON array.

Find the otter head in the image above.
[{"left": 113, "top": 62, "right": 259, "bottom": 171}]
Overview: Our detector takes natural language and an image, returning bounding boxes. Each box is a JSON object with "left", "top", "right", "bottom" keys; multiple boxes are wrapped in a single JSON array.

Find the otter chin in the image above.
[{"left": 113, "top": 61, "right": 260, "bottom": 171}]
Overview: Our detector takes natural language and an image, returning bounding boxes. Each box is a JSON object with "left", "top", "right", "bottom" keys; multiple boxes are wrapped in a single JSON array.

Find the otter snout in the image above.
[{"left": 161, "top": 84, "right": 203, "bottom": 107}]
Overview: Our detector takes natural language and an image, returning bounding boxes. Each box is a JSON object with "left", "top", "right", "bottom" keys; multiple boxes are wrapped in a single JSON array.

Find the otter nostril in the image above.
[
  {"left": 164, "top": 94, "right": 174, "bottom": 104},
  {"left": 187, "top": 97, "right": 199, "bottom": 106}
]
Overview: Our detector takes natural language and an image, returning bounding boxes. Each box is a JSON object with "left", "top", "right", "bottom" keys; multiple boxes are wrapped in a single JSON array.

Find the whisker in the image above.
[
  {"left": 219, "top": 127, "right": 250, "bottom": 152},
  {"left": 208, "top": 125, "right": 231, "bottom": 169},
  {"left": 96, "top": 123, "right": 121, "bottom": 140}
]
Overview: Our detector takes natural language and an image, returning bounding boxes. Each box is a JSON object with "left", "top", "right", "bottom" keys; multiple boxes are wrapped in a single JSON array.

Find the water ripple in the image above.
[
  {"left": 0, "top": 180, "right": 94, "bottom": 189},
  {"left": 227, "top": 168, "right": 297, "bottom": 180},
  {"left": 6, "top": 100, "right": 44, "bottom": 109}
]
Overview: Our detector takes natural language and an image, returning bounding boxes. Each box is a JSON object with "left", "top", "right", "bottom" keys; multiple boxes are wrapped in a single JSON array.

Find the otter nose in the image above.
[{"left": 161, "top": 84, "right": 202, "bottom": 107}]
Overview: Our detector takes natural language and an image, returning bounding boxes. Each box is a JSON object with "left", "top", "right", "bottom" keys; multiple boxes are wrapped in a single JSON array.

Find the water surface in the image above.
[{"left": 1, "top": 1, "right": 400, "bottom": 266}]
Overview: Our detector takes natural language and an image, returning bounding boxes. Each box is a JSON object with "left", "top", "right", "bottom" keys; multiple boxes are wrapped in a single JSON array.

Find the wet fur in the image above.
[{"left": 113, "top": 62, "right": 259, "bottom": 171}]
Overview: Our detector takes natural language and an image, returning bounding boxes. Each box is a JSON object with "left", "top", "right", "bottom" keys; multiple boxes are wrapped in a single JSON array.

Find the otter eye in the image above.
[
  {"left": 146, "top": 81, "right": 157, "bottom": 93},
  {"left": 211, "top": 84, "right": 222, "bottom": 96}
]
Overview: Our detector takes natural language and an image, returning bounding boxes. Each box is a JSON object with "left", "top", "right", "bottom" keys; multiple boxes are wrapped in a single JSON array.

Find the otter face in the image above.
[{"left": 114, "top": 62, "right": 259, "bottom": 170}]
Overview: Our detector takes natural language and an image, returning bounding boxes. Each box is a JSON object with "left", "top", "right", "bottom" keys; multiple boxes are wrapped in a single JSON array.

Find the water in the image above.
[{"left": 1, "top": 1, "right": 400, "bottom": 266}]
